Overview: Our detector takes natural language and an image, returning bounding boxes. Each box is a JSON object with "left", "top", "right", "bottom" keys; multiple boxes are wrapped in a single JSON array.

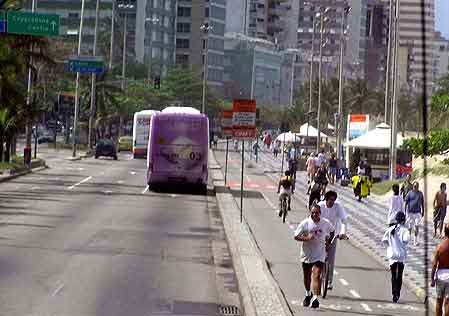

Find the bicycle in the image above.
[{"left": 321, "top": 234, "right": 349, "bottom": 298}]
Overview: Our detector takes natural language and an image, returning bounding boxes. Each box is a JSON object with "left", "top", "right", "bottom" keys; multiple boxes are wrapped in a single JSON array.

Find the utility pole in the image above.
[
  {"left": 337, "top": 6, "right": 350, "bottom": 159},
  {"left": 25, "top": 0, "right": 37, "bottom": 166},
  {"left": 88, "top": 0, "right": 101, "bottom": 149},
  {"left": 289, "top": 53, "right": 295, "bottom": 107},
  {"left": 316, "top": 11, "right": 325, "bottom": 152},
  {"left": 389, "top": 0, "right": 400, "bottom": 180},
  {"left": 201, "top": 23, "right": 212, "bottom": 114},
  {"left": 72, "top": 0, "right": 86, "bottom": 157},
  {"left": 384, "top": 0, "right": 394, "bottom": 123},
  {"left": 250, "top": 46, "right": 256, "bottom": 99},
  {"left": 146, "top": 17, "right": 160, "bottom": 85},
  {"left": 109, "top": 0, "right": 116, "bottom": 69},
  {"left": 122, "top": 12, "right": 127, "bottom": 91}
]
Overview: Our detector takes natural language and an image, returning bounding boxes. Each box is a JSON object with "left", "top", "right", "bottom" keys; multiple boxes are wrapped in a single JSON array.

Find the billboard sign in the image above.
[
  {"left": 221, "top": 110, "right": 233, "bottom": 137},
  {"left": 347, "top": 114, "right": 370, "bottom": 140},
  {"left": 232, "top": 99, "right": 256, "bottom": 140}
]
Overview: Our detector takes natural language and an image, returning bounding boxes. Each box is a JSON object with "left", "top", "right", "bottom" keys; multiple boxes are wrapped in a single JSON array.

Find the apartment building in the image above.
[{"left": 433, "top": 31, "right": 449, "bottom": 82}]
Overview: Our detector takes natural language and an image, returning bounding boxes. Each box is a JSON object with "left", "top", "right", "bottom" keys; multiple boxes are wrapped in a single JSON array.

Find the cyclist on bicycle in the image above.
[
  {"left": 317, "top": 190, "right": 348, "bottom": 291},
  {"left": 277, "top": 170, "right": 293, "bottom": 216},
  {"left": 315, "top": 162, "right": 329, "bottom": 196},
  {"left": 294, "top": 202, "right": 335, "bottom": 309}
]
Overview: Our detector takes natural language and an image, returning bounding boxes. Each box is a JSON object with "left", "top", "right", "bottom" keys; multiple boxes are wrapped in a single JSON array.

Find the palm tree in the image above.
[{"left": 345, "top": 79, "right": 382, "bottom": 114}]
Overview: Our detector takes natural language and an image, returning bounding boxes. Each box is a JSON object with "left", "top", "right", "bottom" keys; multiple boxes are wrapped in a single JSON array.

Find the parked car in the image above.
[
  {"left": 117, "top": 136, "right": 133, "bottom": 152},
  {"left": 95, "top": 139, "right": 118, "bottom": 160},
  {"left": 35, "top": 130, "right": 55, "bottom": 144}
]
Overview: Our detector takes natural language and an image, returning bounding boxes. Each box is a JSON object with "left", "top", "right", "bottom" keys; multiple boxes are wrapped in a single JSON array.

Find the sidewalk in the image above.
[{"left": 211, "top": 146, "right": 426, "bottom": 316}]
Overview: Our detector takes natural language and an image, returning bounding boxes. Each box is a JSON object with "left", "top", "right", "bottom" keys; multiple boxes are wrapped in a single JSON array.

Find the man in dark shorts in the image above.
[
  {"left": 434, "top": 183, "right": 448, "bottom": 238},
  {"left": 294, "top": 204, "right": 335, "bottom": 309},
  {"left": 431, "top": 223, "right": 449, "bottom": 316}
]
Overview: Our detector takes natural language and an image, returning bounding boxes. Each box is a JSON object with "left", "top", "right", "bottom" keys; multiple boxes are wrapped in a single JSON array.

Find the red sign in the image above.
[
  {"left": 222, "top": 110, "right": 233, "bottom": 137},
  {"left": 232, "top": 99, "right": 256, "bottom": 140}
]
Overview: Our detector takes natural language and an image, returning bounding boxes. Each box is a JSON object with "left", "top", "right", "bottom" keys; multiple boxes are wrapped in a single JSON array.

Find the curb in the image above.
[
  {"left": 0, "top": 163, "right": 47, "bottom": 184},
  {"left": 209, "top": 150, "right": 291, "bottom": 316}
]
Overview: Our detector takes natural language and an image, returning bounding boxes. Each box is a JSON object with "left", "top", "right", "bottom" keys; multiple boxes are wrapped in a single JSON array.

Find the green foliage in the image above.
[{"left": 401, "top": 129, "right": 449, "bottom": 158}]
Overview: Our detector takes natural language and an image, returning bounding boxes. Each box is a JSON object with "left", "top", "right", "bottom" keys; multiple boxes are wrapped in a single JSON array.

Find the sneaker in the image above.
[
  {"left": 327, "top": 284, "right": 333, "bottom": 290},
  {"left": 278, "top": 210, "right": 282, "bottom": 217},
  {"left": 288, "top": 205, "right": 291, "bottom": 211},
  {"left": 302, "top": 295, "right": 312, "bottom": 307},
  {"left": 310, "top": 297, "right": 320, "bottom": 309},
  {"left": 392, "top": 295, "right": 399, "bottom": 303}
]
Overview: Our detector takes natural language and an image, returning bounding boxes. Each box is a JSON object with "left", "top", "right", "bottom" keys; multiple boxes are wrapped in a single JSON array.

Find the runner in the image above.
[
  {"left": 400, "top": 174, "right": 413, "bottom": 201},
  {"left": 387, "top": 184, "right": 404, "bottom": 227},
  {"left": 315, "top": 162, "right": 329, "bottom": 196},
  {"left": 308, "top": 181, "right": 325, "bottom": 210},
  {"left": 382, "top": 212, "right": 410, "bottom": 303},
  {"left": 318, "top": 191, "right": 348, "bottom": 290},
  {"left": 306, "top": 153, "right": 316, "bottom": 194},
  {"left": 434, "top": 183, "right": 447, "bottom": 238},
  {"left": 277, "top": 170, "right": 293, "bottom": 214},
  {"left": 431, "top": 223, "right": 449, "bottom": 316},
  {"left": 294, "top": 203, "right": 335, "bottom": 309}
]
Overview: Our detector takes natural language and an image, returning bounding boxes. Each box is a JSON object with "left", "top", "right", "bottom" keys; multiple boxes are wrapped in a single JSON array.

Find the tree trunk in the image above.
[
  {"left": 5, "top": 136, "right": 11, "bottom": 163},
  {"left": 0, "top": 132, "right": 3, "bottom": 162},
  {"left": 11, "top": 134, "right": 16, "bottom": 157},
  {"left": 119, "top": 116, "right": 123, "bottom": 138}
]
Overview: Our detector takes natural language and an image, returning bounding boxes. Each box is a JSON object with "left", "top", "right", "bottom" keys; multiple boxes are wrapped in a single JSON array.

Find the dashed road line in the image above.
[
  {"left": 360, "top": 303, "right": 372, "bottom": 312},
  {"left": 339, "top": 278, "right": 349, "bottom": 286},
  {"left": 349, "top": 290, "right": 361, "bottom": 298},
  {"left": 51, "top": 282, "right": 65, "bottom": 297},
  {"left": 142, "top": 185, "right": 149, "bottom": 194},
  {"left": 67, "top": 176, "right": 92, "bottom": 190}
]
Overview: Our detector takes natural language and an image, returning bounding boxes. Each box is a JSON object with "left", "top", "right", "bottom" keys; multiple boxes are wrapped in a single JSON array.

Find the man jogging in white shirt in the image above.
[
  {"left": 318, "top": 190, "right": 348, "bottom": 290},
  {"left": 294, "top": 203, "right": 335, "bottom": 309}
]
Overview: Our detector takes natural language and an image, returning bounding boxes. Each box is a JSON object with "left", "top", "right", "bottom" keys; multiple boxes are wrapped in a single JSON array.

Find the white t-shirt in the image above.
[
  {"left": 318, "top": 200, "right": 348, "bottom": 235},
  {"left": 388, "top": 195, "right": 404, "bottom": 225},
  {"left": 382, "top": 225, "right": 410, "bottom": 265},
  {"left": 316, "top": 153, "right": 326, "bottom": 167},
  {"left": 294, "top": 217, "right": 335, "bottom": 263}
]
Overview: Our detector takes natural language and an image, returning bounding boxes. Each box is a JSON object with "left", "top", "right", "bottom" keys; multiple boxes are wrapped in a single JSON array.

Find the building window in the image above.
[
  {"left": 176, "top": 54, "right": 189, "bottom": 64},
  {"left": 205, "top": 7, "right": 209, "bottom": 17},
  {"left": 68, "top": 12, "right": 79, "bottom": 19},
  {"left": 177, "top": 22, "right": 191, "bottom": 33},
  {"left": 177, "top": 7, "right": 191, "bottom": 17},
  {"left": 176, "top": 38, "right": 190, "bottom": 49}
]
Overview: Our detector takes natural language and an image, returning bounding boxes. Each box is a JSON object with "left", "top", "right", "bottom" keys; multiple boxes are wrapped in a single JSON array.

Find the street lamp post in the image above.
[
  {"left": 384, "top": 0, "right": 394, "bottom": 124},
  {"left": 109, "top": 0, "right": 116, "bottom": 69},
  {"left": 336, "top": 6, "right": 351, "bottom": 159},
  {"left": 88, "top": 0, "right": 101, "bottom": 150},
  {"left": 146, "top": 16, "right": 160, "bottom": 85},
  {"left": 122, "top": 12, "right": 127, "bottom": 91},
  {"left": 201, "top": 23, "right": 212, "bottom": 114},
  {"left": 316, "top": 8, "right": 330, "bottom": 153},
  {"left": 72, "top": 0, "right": 86, "bottom": 157}
]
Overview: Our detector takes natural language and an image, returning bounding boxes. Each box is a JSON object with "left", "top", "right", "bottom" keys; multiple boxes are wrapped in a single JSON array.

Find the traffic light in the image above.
[{"left": 154, "top": 76, "right": 161, "bottom": 89}]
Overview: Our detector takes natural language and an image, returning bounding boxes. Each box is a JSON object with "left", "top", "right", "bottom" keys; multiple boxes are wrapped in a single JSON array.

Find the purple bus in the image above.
[{"left": 146, "top": 107, "right": 209, "bottom": 191}]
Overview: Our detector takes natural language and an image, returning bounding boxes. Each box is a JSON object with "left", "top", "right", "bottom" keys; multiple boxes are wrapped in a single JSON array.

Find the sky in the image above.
[{"left": 436, "top": 0, "right": 449, "bottom": 39}]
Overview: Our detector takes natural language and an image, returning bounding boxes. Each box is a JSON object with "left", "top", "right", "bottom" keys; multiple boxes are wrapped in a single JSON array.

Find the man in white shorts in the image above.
[
  {"left": 405, "top": 182, "right": 425, "bottom": 246},
  {"left": 294, "top": 203, "right": 335, "bottom": 309},
  {"left": 431, "top": 223, "right": 449, "bottom": 316}
]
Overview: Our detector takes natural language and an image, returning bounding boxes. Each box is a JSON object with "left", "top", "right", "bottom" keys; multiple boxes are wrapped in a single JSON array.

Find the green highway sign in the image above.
[
  {"left": 66, "top": 56, "right": 105, "bottom": 74},
  {"left": 7, "top": 11, "right": 59, "bottom": 36}
]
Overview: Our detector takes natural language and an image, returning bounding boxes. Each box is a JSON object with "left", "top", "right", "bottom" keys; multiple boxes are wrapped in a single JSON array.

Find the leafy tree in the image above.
[{"left": 401, "top": 129, "right": 449, "bottom": 158}]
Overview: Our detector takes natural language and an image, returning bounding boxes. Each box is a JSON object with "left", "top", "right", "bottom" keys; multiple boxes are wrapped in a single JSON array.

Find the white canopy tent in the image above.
[
  {"left": 275, "top": 131, "right": 300, "bottom": 143},
  {"left": 297, "top": 123, "right": 329, "bottom": 138},
  {"left": 344, "top": 123, "right": 404, "bottom": 149}
]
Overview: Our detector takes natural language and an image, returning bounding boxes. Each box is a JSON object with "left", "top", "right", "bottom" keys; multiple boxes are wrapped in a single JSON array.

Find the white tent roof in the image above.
[
  {"left": 275, "top": 131, "right": 300, "bottom": 143},
  {"left": 344, "top": 123, "right": 404, "bottom": 149},
  {"left": 298, "top": 123, "right": 329, "bottom": 138}
]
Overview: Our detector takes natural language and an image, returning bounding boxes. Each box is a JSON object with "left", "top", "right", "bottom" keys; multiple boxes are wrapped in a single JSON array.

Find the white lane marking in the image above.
[
  {"left": 360, "top": 303, "right": 372, "bottom": 312},
  {"left": 51, "top": 283, "right": 64, "bottom": 297},
  {"left": 171, "top": 194, "right": 177, "bottom": 198},
  {"left": 117, "top": 180, "right": 124, "bottom": 184},
  {"left": 142, "top": 186, "right": 149, "bottom": 194},
  {"left": 103, "top": 190, "right": 113, "bottom": 195},
  {"left": 67, "top": 176, "right": 92, "bottom": 190},
  {"left": 31, "top": 186, "right": 40, "bottom": 190},
  {"left": 376, "top": 303, "right": 423, "bottom": 311},
  {"left": 260, "top": 192, "right": 277, "bottom": 210},
  {"left": 339, "top": 278, "right": 349, "bottom": 286},
  {"left": 130, "top": 171, "right": 136, "bottom": 175},
  {"left": 349, "top": 290, "right": 361, "bottom": 298}
]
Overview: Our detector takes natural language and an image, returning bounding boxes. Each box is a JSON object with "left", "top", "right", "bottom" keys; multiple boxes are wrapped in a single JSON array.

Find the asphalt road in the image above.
[
  {"left": 213, "top": 145, "right": 427, "bottom": 316},
  {"left": 0, "top": 145, "right": 239, "bottom": 316}
]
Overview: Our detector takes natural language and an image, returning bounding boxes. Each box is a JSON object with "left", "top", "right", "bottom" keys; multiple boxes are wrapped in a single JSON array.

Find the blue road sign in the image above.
[
  {"left": 0, "top": 21, "right": 6, "bottom": 33},
  {"left": 66, "top": 58, "right": 104, "bottom": 74}
]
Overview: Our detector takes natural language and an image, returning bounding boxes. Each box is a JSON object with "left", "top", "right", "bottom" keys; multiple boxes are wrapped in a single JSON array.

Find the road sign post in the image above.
[
  {"left": 67, "top": 56, "right": 104, "bottom": 74},
  {"left": 221, "top": 110, "right": 233, "bottom": 186},
  {"left": 232, "top": 99, "right": 256, "bottom": 223},
  {"left": 7, "top": 11, "right": 59, "bottom": 36}
]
